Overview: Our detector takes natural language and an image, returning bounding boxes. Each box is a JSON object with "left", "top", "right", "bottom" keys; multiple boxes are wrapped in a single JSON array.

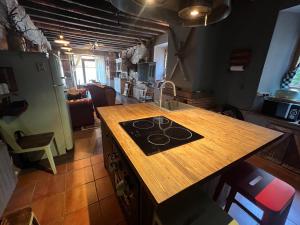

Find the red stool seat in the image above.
[
  {"left": 214, "top": 162, "right": 295, "bottom": 225},
  {"left": 255, "top": 178, "right": 295, "bottom": 213}
]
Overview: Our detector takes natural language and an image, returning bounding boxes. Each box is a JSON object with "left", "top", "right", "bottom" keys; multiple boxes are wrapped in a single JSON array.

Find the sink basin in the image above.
[{"left": 151, "top": 100, "right": 195, "bottom": 111}]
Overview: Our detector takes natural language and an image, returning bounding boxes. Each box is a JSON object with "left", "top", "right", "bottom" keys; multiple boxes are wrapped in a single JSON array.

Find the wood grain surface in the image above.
[{"left": 98, "top": 103, "right": 282, "bottom": 204}]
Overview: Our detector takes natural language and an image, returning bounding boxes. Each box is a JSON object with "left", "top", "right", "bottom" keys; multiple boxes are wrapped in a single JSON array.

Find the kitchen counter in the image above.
[{"left": 98, "top": 103, "right": 282, "bottom": 204}]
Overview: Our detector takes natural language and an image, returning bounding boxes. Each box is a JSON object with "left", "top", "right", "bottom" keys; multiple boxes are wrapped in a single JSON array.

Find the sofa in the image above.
[
  {"left": 67, "top": 98, "right": 95, "bottom": 128},
  {"left": 86, "top": 83, "right": 116, "bottom": 118}
]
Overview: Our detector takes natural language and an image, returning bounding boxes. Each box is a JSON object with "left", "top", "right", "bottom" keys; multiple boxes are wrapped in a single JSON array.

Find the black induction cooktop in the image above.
[{"left": 119, "top": 116, "right": 203, "bottom": 156}]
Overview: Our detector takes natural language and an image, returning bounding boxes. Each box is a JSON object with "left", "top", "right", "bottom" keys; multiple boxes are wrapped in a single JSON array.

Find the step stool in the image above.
[
  {"left": 153, "top": 186, "right": 238, "bottom": 225},
  {"left": 214, "top": 162, "right": 295, "bottom": 225}
]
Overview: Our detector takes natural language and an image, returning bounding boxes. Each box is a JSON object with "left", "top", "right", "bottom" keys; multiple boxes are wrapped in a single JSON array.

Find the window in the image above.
[
  {"left": 83, "top": 59, "right": 97, "bottom": 83},
  {"left": 74, "top": 55, "right": 97, "bottom": 85},
  {"left": 154, "top": 43, "right": 168, "bottom": 81},
  {"left": 288, "top": 46, "right": 300, "bottom": 89}
]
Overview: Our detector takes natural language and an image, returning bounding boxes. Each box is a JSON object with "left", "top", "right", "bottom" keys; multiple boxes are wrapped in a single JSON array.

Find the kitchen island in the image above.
[{"left": 98, "top": 103, "right": 282, "bottom": 225}]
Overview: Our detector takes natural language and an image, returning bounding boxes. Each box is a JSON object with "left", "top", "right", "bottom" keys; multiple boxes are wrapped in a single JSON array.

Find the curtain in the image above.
[
  {"left": 281, "top": 63, "right": 300, "bottom": 88},
  {"left": 95, "top": 55, "right": 106, "bottom": 84}
]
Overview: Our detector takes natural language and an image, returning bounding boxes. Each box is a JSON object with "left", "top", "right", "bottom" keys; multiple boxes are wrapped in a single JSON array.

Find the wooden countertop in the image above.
[
  {"left": 98, "top": 103, "right": 282, "bottom": 204},
  {"left": 241, "top": 110, "right": 300, "bottom": 132}
]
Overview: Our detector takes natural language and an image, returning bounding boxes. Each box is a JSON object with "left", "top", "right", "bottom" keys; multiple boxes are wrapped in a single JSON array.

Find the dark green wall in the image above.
[{"left": 167, "top": 0, "right": 300, "bottom": 109}]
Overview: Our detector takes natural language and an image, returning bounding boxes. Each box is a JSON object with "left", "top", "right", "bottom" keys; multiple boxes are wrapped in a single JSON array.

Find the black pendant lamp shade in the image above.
[
  {"left": 110, "top": 0, "right": 231, "bottom": 27},
  {"left": 178, "top": 0, "right": 231, "bottom": 27}
]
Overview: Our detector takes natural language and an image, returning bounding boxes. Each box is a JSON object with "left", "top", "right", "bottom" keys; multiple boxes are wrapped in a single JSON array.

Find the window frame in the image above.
[
  {"left": 80, "top": 58, "right": 96, "bottom": 84},
  {"left": 288, "top": 39, "right": 300, "bottom": 89}
]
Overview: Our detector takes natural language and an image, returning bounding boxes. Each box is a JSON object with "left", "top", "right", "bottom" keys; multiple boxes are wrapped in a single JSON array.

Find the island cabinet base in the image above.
[
  {"left": 101, "top": 121, "right": 156, "bottom": 225},
  {"left": 100, "top": 119, "right": 228, "bottom": 225}
]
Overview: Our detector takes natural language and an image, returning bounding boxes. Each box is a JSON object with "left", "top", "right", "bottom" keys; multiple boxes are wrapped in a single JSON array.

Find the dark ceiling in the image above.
[{"left": 18, "top": 0, "right": 169, "bottom": 51}]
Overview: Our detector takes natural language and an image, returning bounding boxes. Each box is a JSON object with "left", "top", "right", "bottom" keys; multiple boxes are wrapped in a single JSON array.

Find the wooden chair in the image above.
[
  {"left": 1, "top": 207, "right": 40, "bottom": 225},
  {"left": 153, "top": 186, "right": 239, "bottom": 225},
  {"left": 213, "top": 162, "right": 295, "bottom": 225},
  {"left": 0, "top": 120, "right": 58, "bottom": 174}
]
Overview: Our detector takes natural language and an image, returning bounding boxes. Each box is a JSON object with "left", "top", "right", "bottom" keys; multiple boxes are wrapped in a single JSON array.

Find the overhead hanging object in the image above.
[
  {"left": 178, "top": 0, "right": 231, "bottom": 27},
  {"left": 110, "top": 0, "right": 231, "bottom": 27},
  {"left": 133, "top": 0, "right": 168, "bottom": 6},
  {"left": 54, "top": 33, "right": 70, "bottom": 45}
]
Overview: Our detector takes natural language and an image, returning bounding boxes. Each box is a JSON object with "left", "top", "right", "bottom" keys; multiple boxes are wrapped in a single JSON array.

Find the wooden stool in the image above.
[
  {"left": 214, "top": 162, "right": 295, "bottom": 225},
  {"left": 153, "top": 186, "right": 238, "bottom": 225},
  {"left": 1, "top": 207, "right": 40, "bottom": 225}
]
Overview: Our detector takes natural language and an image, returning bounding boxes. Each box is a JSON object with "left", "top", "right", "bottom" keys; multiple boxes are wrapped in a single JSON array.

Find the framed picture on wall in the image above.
[{"left": 0, "top": 67, "right": 18, "bottom": 92}]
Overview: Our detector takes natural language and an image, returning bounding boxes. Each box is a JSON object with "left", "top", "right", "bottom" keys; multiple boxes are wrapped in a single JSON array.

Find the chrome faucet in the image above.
[{"left": 159, "top": 80, "right": 177, "bottom": 108}]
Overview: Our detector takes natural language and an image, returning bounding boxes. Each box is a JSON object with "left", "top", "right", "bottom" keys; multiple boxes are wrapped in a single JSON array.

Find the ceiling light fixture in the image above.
[
  {"left": 133, "top": 0, "right": 167, "bottom": 6},
  {"left": 179, "top": 1, "right": 212, "bottom": 20},
  {"left": 64, "top": 52, "right": 74, "bottom": 55},
  {"left": 61, "top": 46, "right": 72, "bottom": 51},
  {"left": 190, "top": 9, "right": 200, "bottom": 17},
  {"left": 54, "top": 33, "right": 70, "bottom": 45},
  {"left": 145, "top": 0, "right": 155, "bottom": 4},
  {"left": 54, "top": 39, "right": 70, "bottom": 45},
  {"left": 178, "top": 0, "right": 231, "bottom": 27}
]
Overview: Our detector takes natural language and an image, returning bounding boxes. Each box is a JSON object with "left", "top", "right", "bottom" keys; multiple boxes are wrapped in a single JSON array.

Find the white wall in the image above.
[
  {"left": 154, "top": 43, "right": 167, "bottom": 81},
  {"left": 258, "top": 10, "right": 300, "bottom": 94}
]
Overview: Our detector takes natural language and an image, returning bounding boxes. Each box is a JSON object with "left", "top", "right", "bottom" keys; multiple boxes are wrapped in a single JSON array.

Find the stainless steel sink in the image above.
[{"left": 151, "top": 100, "right": 195, "bottom": 111}]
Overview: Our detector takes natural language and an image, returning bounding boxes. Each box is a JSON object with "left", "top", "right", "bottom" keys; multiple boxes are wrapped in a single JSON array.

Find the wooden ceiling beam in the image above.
[
  {"left": 48, "top": 38, "right": 130, "bottom": 49},
  {"left": 32, "top": 20, "right": 148, "bottom": 42},
  {"left": 35, "top": 22, "right": 140, "bottom": 43},
  {"left": 26, "top": 10, "right": 154, "bottom": 39},
  {"left": 56, "top": 0, "right": 168, "bottom": 26},
  {"left": 22, "top": 4, "right": 163, "bottom": 36},
  {"left": 45, "top": 33, "right": 133, "bottom": 47},
  {"left": 43, "top": 30, "right": 136, "bottom": 45},
  {"left": 19, "top": 0, "right": 168, "bottom": 33}
]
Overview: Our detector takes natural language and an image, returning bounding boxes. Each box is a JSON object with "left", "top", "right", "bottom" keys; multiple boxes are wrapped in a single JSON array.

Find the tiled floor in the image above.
[
  {"left": 3, "top": 128, "right": 127, "bottom": 225},
  {"left": 3, "top": 124, "right": 300, "bottom": 225}
]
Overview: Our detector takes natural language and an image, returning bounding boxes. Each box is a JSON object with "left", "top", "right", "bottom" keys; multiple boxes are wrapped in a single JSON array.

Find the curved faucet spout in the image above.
[{"left": 159, "top": 80, "right": 177, "bottom": 108}]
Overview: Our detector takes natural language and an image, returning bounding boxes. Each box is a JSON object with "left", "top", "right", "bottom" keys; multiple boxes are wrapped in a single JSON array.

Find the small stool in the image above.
[
  {"left": 153, "top": 186, "right": 238, "bottom": 225},
  {"left": 1, "top": 207, "right": 40, "bottom": 225},
  {"left": 214, "top": 162, "right": 295, "bottom": 225}
]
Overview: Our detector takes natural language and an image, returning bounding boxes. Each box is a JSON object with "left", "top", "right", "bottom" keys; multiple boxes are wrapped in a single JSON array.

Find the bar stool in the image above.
[
  {"left": 153, "top": 186, "right": 238, "bottom": 225},
  {"left": 214, "top": 162, "right": 295, "bottom": 225},
  {"left": 1, "top": 207, "right": 40, "bottom": 225}
]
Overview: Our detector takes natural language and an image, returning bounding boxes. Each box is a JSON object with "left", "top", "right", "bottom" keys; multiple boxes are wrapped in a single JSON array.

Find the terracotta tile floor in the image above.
[
  {"left": 3, "top": 125, "right": 300, "bottom": 225},
  {"left": 3, "top": 128, "right": 127, "bottom": 225}
]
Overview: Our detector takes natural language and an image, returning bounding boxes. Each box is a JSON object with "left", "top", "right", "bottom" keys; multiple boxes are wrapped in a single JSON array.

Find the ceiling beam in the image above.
[
  {"left": 46, "top": 34, "right": 133, "bottom": 48},
  {"left": 35, "top": 22, "right": 140, "bottom": 43},
  {"left": 19, "top": 0, "right": 168, "bottom": 33},
  {"left": 43, "top": 30, "right": 136, "bottom": 44},
  {"left": 26, "top": 10, "right": 154, "bottom": 39},
  {"left": 22, "top": 4, "right": 163, "bottom": 36},
  {"left": 48, "top": 38, "right": 129, "bottom": 49},
  {"left": 44, "top": 32, "right": 135, "bottom": 46},
  {"left": 32, "top": 20, "right": 148, "bottom": 42},
  {"left": 56, "top": 0, "right": 168, "bottom": 26}
]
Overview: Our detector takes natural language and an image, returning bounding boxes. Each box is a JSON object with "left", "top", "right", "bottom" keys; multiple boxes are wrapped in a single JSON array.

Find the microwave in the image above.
[{"left": 262, "top": 99, "right": 300, "bottom": 122}]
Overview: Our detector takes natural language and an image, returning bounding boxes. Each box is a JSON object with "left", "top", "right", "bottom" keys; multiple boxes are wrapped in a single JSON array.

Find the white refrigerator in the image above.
[{"left": 0, "top": 51, "right": 73, "bottom": 156}]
